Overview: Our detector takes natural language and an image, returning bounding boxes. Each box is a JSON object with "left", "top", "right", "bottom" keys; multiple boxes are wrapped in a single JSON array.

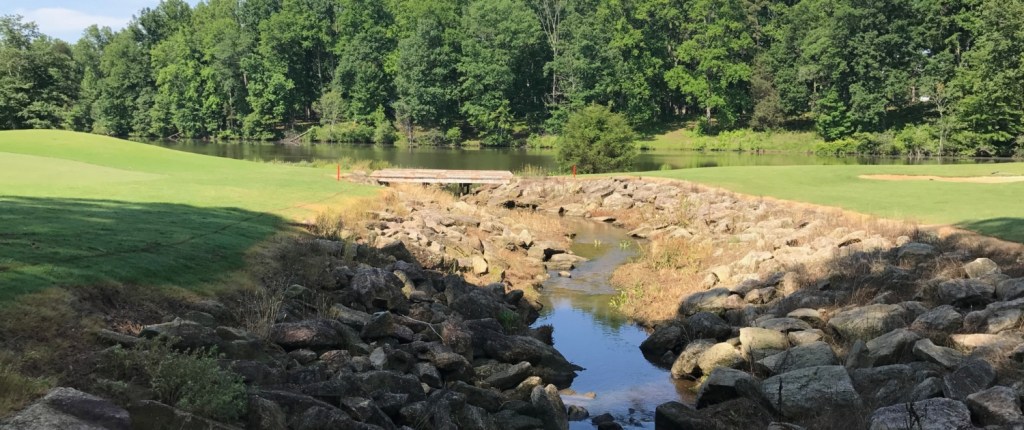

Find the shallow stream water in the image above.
[{"left": 535, "top": 221, "right": 695, "bottom": 429}]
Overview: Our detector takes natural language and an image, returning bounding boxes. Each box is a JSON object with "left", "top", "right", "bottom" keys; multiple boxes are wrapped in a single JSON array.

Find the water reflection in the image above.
[
  {"left": 133, "top": 138, "right": 1008, "bottom": 172},
  {"left": 536, "top": 222, "right": 695, "bottom": 429}
]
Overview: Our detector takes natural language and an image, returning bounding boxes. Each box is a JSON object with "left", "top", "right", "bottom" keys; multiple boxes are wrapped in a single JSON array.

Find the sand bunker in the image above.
[{"left": 860, "top": 174, "right": 1024, "bottom": 184}]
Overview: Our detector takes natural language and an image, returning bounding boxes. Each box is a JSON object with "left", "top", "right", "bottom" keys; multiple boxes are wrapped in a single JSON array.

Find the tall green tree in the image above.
[
  {"left": 393, "top": 3, "right": 461, "bottom": 142},
  {"left": 333, "top": 0, "right": 396, "bottom": 121}
]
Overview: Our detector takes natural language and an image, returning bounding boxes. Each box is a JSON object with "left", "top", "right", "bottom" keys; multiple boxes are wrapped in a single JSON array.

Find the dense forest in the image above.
[{"left": 1, "top": 0, "right": 1022, "bottom": 155}]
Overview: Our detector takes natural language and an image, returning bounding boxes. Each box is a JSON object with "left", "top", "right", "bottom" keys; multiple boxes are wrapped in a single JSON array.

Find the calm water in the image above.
[
  {"left": 536, "top": 222, "right": 695, "bottom": 429},
  {"left": 134, "top": 139, "right": 1005, "bottom": 172}
]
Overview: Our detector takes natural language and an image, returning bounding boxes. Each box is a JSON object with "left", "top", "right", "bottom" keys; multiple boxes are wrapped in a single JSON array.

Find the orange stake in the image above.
[
  {"left": 336, "top": 164, "right": 341, "bottom": 181},
  {"left": 572, "top": 165, "right": 577, "bottom": 179}
]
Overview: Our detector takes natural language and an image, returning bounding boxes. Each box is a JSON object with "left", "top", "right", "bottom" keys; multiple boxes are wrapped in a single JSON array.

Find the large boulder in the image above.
[
  {"left": 964, "top": 258, "right": 1001, "bottom": 279},
  {"left": 924, "top": 279, "right": 994, "bottom": 307},
  {"left": 696, "top": 343, "right": 745, "bottom": 375},
  {"left": 482, "top": 333, "right": 578, "bottom": 388},
  {"left": 139, "top": 318, "right": 219, "bottom": 350},
  {"left": 671, "top": 339, "right": 715, "bottom": 379},
  {"left": 530, "top": 385, "right": 568, "bottom": 430},
  {"left": 966, "top": 386, "right": 1023, "bottom": 426},
  {"left": 679, "top": 288, "right": 743, "bottom": 316},
  {"left": 850, "top": 365, "right": 918, "bottom": 408},
  {"left": 865, "top": 329, "right": 921, "bottom": 366},
  {"left": 760, "top": 366, "right": 861, "bottom": 419},
  {"left": 685, "top": 312, "right": 733, "bottom": 341},
  {"left": 270, "top": 320, "right": 347, "bottom": 350},
  {"left": 739, "top": 327, "right": 790, "bottom": 361},
  {"left": 910, "top": 305, "right": 963, "bottom": 336},
  {"left": 869, "top": 398, "right": 972, "bottom": 430},
  {"left": 943, "top": 359, "right": 996, "bottom": 401},
  {"left": 695, "top": 368, "right": 757, "bottom": 409},
  {"left": 756, "top": 341, "right": 837, "bottom": 375},
  {"left": 640, "top": 324, "right": 685, "bottom": 358},
  {"left": 0, "top": 388, "right": 131, "bottom": 430},
  {"left": 827, "top": 304, "right": 908, "bottom": 342},
  {"left": 350, "top": 268, "right": 410, "bottom": 313},
  {"left": 912, "top": 338, "right": 964, "bottom": 369}
]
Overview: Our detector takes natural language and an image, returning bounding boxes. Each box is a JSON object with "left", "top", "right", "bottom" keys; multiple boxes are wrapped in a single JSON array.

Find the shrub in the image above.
[
  {"left": 894, "top": 124, "right": 937, "bottom": 156},
  {"left": 108, "top": 339, "right": 247, "bottom": 422},
  {"left": 556, "top": 105, "right": 638, "bottom": 174},
  {"left": 307, "top": 122, "right": 374, "bottom": 143},
  {"left": 526, "top": 134, "right": 558, "bottom": 149}
]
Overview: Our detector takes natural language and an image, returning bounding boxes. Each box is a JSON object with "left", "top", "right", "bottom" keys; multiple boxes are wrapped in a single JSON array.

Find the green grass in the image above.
[
  {"left": 637, "top": 127, "right": 822, "bottom": 152},
  {"left": 0, "top": 130, "right": 378, "bottom": 301},
  {"left": 636, "top": 163, "right": 1024, "bottom": 242}
]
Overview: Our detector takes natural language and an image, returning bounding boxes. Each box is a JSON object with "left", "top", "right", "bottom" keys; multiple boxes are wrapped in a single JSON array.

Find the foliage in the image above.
[
  {"left": 556, "top": 105, "right": 637, "bottom": 173},
  {"left": 108, "top": 338, "right": 247, "bottom": 422}
]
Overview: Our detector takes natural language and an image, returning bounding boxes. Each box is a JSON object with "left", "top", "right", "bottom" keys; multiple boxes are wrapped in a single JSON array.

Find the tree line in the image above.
[{"left": 1, "top": 0, "right": 1022, "bottom": 155}]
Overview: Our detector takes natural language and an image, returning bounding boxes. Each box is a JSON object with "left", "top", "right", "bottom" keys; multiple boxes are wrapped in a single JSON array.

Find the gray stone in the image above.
[
  {"left": 828, "top": 304, "right": 909, "bottom": 342},
  {"left": 640, "top": 324, "right": 685, "bottom": 357},
  {"left": 686, "top": 312, "right": 733, "bottom": 340},
  {"left": 943, "top": 359, "right": 996, "bottom": 401},
  {"left": 866, "top": 329, "right": 921, "bottom": 366},
  {"left": 996, "top": 278, "right": 1024, "bottom": 301},
  {"left": 761, "top": 366, "right": 861, "bottom": 419},
  {"left": 739, "top": 327, "right": 790, "bottom": 361},
  {"left": 270, "top": 320, "right": 347, "bottom": 350},
  {"left": 787, "top": 330, "right": 824, "bottom": 346},
  {"left": 896, "top": 242, "right": 936, "bottom": 264},
  {"left": 757, "top": 318, "right": 813, "bottom": 333},
  {"left": 966, "top": 386, "right": 1023, "bottom": 426},
  {"left": 484, "top": 361, "right": 533, "bottom": 390},
  {"left": 351, "top": 268, "right": 410, "bottom": 313},
  {"left": 696, "top": 367, "right": 757, "bottom": 409},
  {"left": 911, "top": 377, "right": 945, "bottom": 401},
  {"left": 786, "top": 308, "right": 824, "bottom": 327},
  {"left": 964, "top": 258, "right": 1001, "bottom": 279},
  {"left": 912, "top": 338, "right": 965, "bottom": 369},
  {"left": 850, "top": 365, "right": 918, "bottom": 407},
  {"left": 910, "top": 305, "right": 963, "bottom": 335},
  {"left": 360, "top": 312, "right": 414, "bottom": 342},
  {"left": 329, "top": 304, "right": 371, "bottom": 329},
  {"left": 472, "top": 255, "right": 489, "bottom": 275},
  {"left": 757, "top": 341, "right": 837, "bottom": 375},
  {"left": 680, "top": 288, "right": 741, "bottom": 316},
  {"left": 530, "top": 384, "right": 568, "bottom": 430},
  {"left": 0, "top": 387, "right": 131, "bottom": 430},
  {"left": 929, "top": 279, "right": 994, "bottom": 307},
  {"left": 139, "top": 317, "right": 219, "bottom": 350},
  {"left": 567, "top": 405, "right": 589, "bottom": 421},
  {"left": 869, "top": 398, "right": 973, "bottom": 430}
]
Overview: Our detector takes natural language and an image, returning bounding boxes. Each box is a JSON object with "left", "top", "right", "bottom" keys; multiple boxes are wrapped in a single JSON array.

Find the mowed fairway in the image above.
[
  {"left": 639, "top": 162, "right": 1024, "bottom": 242},
  {"left": 0, "top": 130, "right": 378, "bottom": 301}
]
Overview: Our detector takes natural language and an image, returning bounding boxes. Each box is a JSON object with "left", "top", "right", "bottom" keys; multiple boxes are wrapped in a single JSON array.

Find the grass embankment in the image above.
[
  {"left": 0, "top": 130, "right": 378, "bottom": 301},
  {"left": 637, "top": 127, "right": 822, "bottom": 152},
  {"left": 637, "top": 163, "right": 1024, "bottom": 242}
]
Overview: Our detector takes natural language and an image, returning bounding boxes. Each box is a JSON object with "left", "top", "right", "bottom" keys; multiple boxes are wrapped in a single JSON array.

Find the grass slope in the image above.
[
  {"left": 639, "top": 163, "right": 1024, "bottom": 242},
  {"left": 0, "top": 130, "right": 377, "bottom": 301}
]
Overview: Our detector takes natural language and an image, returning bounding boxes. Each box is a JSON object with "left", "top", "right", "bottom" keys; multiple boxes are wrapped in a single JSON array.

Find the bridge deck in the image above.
[{"left": 369, "top": 168, "right": 515, "bottom": 185}]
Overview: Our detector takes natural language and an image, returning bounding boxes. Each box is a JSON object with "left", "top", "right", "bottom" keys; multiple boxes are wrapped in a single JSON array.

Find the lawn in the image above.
[
  {"left": 637, "top": 127, "right": 823, "bottom": 152},
  {"left": 637, "top": 163, "right": 1024, "bottom": 243},
  {"left": 0, "top": 130, "right": 378, "bottom": 301}
]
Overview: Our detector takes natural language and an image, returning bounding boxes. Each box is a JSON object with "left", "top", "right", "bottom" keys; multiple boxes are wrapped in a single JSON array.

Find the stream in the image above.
[{"left": 535, "top": 221, "right": 695, "bottom": 428}]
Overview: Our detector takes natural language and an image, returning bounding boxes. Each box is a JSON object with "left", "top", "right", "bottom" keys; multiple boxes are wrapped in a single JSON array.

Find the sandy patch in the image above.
[{"left": 859, "top": 174, "right": 1024, "bottom": 184}]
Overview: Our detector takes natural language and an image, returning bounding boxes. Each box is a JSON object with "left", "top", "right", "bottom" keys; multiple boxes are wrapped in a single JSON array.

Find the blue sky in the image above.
[{"left": 2, "top": 1, "right": 201, "bottom": 42}]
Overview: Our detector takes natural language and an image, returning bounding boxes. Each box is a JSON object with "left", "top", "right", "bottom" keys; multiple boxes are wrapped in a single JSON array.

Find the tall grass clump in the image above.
[
  {"left": 610, "top": 238, "right": 714, "bottom": 322},
  {"left": 0, "top": 354, "right": 52, "bottom": 416},
  {"left": 107, "top": 339, "right": 247, "bottom": 422}
]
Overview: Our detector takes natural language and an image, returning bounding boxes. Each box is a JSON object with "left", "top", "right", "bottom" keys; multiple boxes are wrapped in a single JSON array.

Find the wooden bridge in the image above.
[{"left": 369, "top": 168, "right": 515, "bottom": 193}]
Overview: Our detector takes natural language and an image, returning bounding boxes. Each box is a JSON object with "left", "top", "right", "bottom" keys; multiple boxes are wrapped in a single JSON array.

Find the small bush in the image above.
[
  {"left": 108, "top": 338, "right": 247, "bottom": 422},
  {"left": 557, "top": 105, "right": 638, "bottom": 174},
  {"left": 307, "top": 122, "right": 374, "bottom": 143}
]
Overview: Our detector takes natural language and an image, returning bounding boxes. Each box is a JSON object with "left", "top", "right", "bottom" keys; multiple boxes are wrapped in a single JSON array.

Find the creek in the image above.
[{"left": 535, "top": 221, "right": 694, "bottom": 429}]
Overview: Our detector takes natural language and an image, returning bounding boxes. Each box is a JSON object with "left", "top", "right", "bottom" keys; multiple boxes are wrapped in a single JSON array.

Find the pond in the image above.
[
  {"left": 535, "top": 221, "right": 695, "bottom": 428},
  {"left": 134, "top": 139, "right": 1006, "bottom": 172}
]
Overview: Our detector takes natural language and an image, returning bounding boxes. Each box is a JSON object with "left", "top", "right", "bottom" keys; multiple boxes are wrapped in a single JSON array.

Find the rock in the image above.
[
  {"left": 756, "top": 318, "right": 812, "bottom": 333},
  {"left": 567, "top": 405, "right": 589, "bottom": 421},
  {"left": 850, "top": 365, "right": 918, "bottom": 407},
  {"left": 450, "top": 381, "right": 504, "bottom": 413},
  {"left": 943, "top": 359, "right": 996, "bottom": 401},
  {"left": 964, "top": 258, "right": 1001, "bottom": 279},
  {"left": 739, "top": 327, "right": 790, "bottom": 361},
  {"left": 685, "top": 312, "right": 733, "bottom": 340},
  {"left": 671, "top": 339, "right": 715, "bottom": 379},
  {"left": 655, "top": 401, "right": 708, "bottom": 429},
  {"left": 910, "top": 305, "right": 963, "bottom": 336},
  {"left": 482, "top": 334, "right": 578, "bottom": 388},
  {"left": 950, "top": 333, "right": 1023, "bottom": 353},
  {"left": 680, "top": 288, "right": 741, "bottom": 316},
  {"left": 827, "top": 304, "right": 908, "bottom": 342},
  {"left": 928, "top": 279, "right": 994, "bottom": 307},
  {"left": 896, "top": 242, "right": 936, "bottom": 264},
  {"left": 910, "top": 377, "right": 945, "bottom": 401},
  {"left": 696, "top": 343, "right": 745, "bottom": 374},
  {"left": 602, "top": 193, "right": 634, "bottom": 210},
  {"left": 786, "top": 308, "right": 824, "bottom": 327},
  {"left": 0, "top": 387, "right": 131, "bottom": 430},
  {"left": 530, "top": 385, "right": 568, "bottom": 430},
  {"left": 413, "top": 362, "right": 442, "bottom": 388},
  {"left": 329, "top": 304, "right": 371, "bottom": 329},
  {"left": 787, "top": 330, "right": 824, "bottom": 346},
  {"left": 656, "top": 398, "right": 773, "bottom": 430},
  {"left": 757, "top": 341, "right": 837, "bottom": 375},
  {"left": 247, "top": 396, "right": 287, "bottom": 430},
  {"left": 640, "top": 324, "right": 685, "bottom": 358},
  {"left": 912, "top": 338, "right": 964, "bottom": 369},
  {"left": 869, "top": 398, "right": 972, "bottom": 430},
  {"left": 350, "top": 268, "right": 410, "bottom": 313},
  {"left": 128, "top": 400, "right": 238, "bottom": 430},
  {"left": 288, "top": 406, "right": 356, "bottom": 430},
  {"left": 996, "top": 278, "right": 1024, "bottom": 301},
  {"left": 472, "top": 255, "right": 489, "bottom": 275},
  {"left": 760, "top": 366, "right": 861, "bottom": 419},
  {"left": 866, "top": 328, "right": 921, "bottom": 366},
  {"left": 966, "top": 385, "right": 1023, "bottom": 426},
  {"left": 493, "top": 411, "right": 544, "bottom": 430},
  {"left": 696, "top": 368, "right": 756, "bottom": 409},
  {"left": 139, "top": 318, "right": 219, "bottom": 350},
  {"left": 270, "top": 320, "right": 347, "bottom": 350},
  {"left": 360, "top": 312, "right": 414, "bottom": 342},
  {"left": 484, "top": 361, "right": 533, "bottom": 390}
]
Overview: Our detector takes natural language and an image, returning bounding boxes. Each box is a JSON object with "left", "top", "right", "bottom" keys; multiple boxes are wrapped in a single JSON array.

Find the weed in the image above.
[{"left": 0, "top": 354, "right": 52, "bottom": 416}]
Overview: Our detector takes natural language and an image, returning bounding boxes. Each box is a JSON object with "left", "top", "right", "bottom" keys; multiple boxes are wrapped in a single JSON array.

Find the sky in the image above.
[{"left": 2, "top": 0, "right": 201, "bottom": 42}]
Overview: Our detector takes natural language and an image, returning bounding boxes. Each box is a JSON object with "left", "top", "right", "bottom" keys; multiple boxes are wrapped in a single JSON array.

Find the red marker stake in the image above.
[
  {"left": 336, "top": 164, "right": 341, "bottom": 182},
  {"left": 572, "top": 165, "right": 577, "bottom": 179}
]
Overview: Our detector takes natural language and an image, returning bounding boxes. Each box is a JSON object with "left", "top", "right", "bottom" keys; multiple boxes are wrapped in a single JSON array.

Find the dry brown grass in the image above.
[
  {"left": 610, "top": 238, "right": 715, "bottom": 323},
  {"left": 0, "top": 353, "right": 52, "bottom": 417}
]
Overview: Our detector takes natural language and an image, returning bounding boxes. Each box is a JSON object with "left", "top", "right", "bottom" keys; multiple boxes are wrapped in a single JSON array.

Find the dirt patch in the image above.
[{"left": 859, "top": 174, "right": 1024, "bottom": 184}]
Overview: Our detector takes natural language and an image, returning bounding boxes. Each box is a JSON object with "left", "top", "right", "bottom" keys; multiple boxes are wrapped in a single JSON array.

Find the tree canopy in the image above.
[{"left": 2, "top": 0, "right": 1023, "bottom": 155}]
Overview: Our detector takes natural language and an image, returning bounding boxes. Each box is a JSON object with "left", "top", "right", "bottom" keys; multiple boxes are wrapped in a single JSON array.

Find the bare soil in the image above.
[{"left": 859, "top": 174, "right": 1024, "bottom": 183}]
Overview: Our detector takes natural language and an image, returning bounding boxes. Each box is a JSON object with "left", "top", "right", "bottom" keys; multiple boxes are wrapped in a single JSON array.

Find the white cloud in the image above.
[{"left": 15, "top": 7, "right": 129, "bottom": 40}]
